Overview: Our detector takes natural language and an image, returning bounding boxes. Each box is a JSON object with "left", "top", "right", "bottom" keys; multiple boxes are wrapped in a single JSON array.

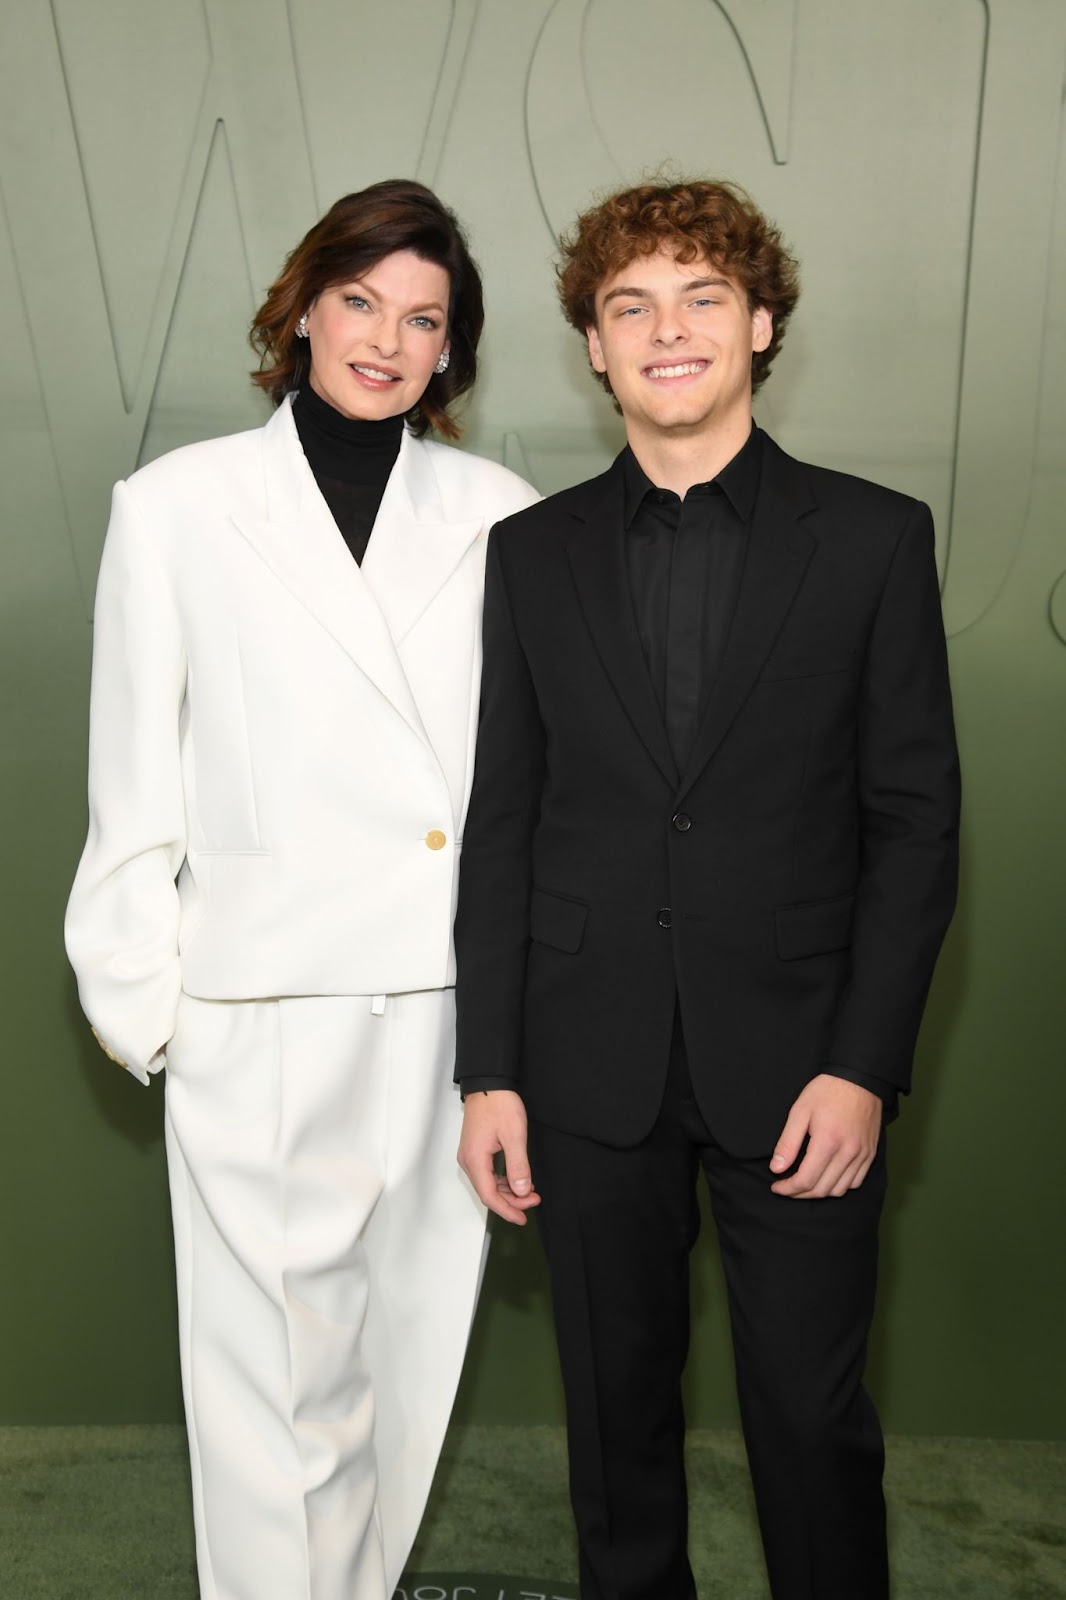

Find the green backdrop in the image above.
[{"left": 1, "top": 0, "right": 1063, "bottom": 1438}]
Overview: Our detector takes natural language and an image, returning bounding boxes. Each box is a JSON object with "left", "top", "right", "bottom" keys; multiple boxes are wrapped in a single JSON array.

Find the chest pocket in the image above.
[{"left": 759, "top": 648, "right": 858, "bottom": 683}]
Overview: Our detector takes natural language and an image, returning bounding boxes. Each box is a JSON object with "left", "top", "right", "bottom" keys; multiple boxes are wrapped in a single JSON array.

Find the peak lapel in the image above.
[
  {"left": 566, "top": 464, "right": 679, "bottom": 788},
  {"left": 230, "top": 400, "right": 430, "bottom": 746},
  {"left": 676, "top": 446, "right": 817, "bottom": 801},
  {"left": 360, "top": 432, "right": 481, "bottom": 644}
]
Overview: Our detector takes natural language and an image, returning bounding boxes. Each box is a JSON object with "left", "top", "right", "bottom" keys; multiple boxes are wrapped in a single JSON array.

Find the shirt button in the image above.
[
  {"left": 657, "top": 907, "right": 672, "bottom": 929},
  {"left": 672, "top": 812, "right": 692, "bottom": 832},
  {"left": 425, "top": 830, "right": 447, "bottom": 851}
]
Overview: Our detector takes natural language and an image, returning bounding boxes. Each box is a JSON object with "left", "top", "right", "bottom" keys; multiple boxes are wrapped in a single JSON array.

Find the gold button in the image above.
[{"left": 425, "top": 830, "right": 447, "bottom": 851}]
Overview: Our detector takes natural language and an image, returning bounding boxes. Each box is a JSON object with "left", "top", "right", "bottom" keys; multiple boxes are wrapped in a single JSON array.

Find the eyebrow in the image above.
[
  {"left": 340, "top": 280, "right": 447, "bottom": 315},
  {"left": 601, "top": 276, "right": 734, "bottom": 306}
]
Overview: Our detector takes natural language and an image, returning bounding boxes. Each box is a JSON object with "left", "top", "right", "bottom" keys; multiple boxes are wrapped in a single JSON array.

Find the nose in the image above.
[
  {"left": 370, "top": 316, "right": 401, "bottom": 358},
  {"left": 651, "top": 309, "right": 687, "bottom": 346}
]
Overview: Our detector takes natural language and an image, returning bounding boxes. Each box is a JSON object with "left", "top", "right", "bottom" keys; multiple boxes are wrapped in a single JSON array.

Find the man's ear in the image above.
[
  {"left": 752, "top": 304, "right": 773, "bottom": 354},
  {"left": 586, "top": 324, "right": 607, "bottom": 374}
]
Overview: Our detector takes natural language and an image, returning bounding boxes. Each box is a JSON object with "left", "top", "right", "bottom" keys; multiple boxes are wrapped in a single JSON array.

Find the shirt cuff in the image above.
[
  {"left": 459, "top": 1076, "right": 519, "bottom": 1099},
  {"left": 823, "top": 1065, "right": 899, "bottom": 1119}
]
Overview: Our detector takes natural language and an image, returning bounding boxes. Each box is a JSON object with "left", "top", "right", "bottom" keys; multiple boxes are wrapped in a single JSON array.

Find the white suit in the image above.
[{"left": 65, "top": 396, "right": 539, "bottom": 1599}]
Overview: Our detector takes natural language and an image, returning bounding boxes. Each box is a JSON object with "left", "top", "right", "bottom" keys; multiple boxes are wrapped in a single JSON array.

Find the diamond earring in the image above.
[
  {"left": 295, "top": 313, "right": 309, "bottom": 339},
  {"left": 434, "top": 349, "right": 450, "bottom": 375}
]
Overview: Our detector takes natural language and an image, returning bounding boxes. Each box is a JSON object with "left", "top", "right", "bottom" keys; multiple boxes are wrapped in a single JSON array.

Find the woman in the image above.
[{"left": 65, "top": 179, "right": 538, "bottom": 1600}]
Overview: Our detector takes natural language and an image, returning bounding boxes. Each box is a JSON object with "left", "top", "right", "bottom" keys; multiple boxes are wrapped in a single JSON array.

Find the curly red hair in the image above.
[{"left": 557, "top": 179, "right": 799, "bottom": 396}]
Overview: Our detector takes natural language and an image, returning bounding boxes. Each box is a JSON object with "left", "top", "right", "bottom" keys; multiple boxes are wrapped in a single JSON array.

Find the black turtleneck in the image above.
[{"left": 293, "top": 385, "right": 405, "bottom": 566}]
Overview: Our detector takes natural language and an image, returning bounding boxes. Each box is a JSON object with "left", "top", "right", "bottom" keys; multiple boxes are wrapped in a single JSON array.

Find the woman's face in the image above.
[{"left": 303, "top": 249, "right": 451, "bottom": 421}]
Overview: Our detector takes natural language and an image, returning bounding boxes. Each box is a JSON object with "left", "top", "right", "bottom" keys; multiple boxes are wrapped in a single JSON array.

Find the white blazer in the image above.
[{"left": 65, "top": 396, "right": 539, "bottom": 1082}]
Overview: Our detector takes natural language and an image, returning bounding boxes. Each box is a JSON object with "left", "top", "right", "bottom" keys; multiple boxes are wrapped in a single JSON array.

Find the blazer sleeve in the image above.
[
  {"left": 827, "top": 499, "right": 961, "bottom": 1089},
  {"left": 64, "top": 479, "right": 188, "bottom": 1084},
  {"left": 454, "top": 527, "right": 546, "bottom": 1086}
]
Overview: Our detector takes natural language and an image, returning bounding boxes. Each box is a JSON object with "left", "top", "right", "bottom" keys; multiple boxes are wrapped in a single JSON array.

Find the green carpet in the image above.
[{"left": 0, "top": 1424, "right": 1062, "bottom": 1598}]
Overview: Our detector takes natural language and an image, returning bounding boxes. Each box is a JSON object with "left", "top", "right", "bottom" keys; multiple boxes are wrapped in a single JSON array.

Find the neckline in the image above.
[
  {"left": 294, "top": 384, "right": 406, "bottom": 450},
  {"left": 292, "top": 385, "right": 405, "bottom": 490}
]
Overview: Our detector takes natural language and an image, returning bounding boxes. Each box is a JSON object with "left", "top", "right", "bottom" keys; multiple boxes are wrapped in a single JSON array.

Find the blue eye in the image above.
[
  {"left": 411, "top": 315, "right": 438, "bottom": 330},
  {"left": 345, "top": 295, "right": 369, "bottom": 309}
]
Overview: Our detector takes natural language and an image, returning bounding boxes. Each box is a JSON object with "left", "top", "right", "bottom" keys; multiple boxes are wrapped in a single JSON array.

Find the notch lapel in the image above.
[
  {"left": 230, "top": 399, "right": 430, "bottom": 746},
  {"left": 675, "top": 441, "right": 817, "bottom": 801},
  {"left": 566, "top": 463, "right": 679, "bottom": 788}
]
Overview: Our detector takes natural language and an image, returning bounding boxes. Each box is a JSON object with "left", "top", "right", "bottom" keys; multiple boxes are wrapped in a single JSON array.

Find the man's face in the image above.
[{"left": 586, "top": 246, "right": 772, "bottom": 441}]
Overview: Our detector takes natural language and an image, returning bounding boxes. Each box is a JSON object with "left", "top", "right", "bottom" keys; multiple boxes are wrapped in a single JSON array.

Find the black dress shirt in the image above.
[
  {"left": 623, "top": 428, "right": 759, "bottom": 770},
  {"left": 293, "top": 384, "right": 403, "bottom": 564}
]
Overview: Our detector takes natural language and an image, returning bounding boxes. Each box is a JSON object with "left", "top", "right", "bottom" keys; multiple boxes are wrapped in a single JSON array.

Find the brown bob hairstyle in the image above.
[
  {"left": 557, "top": 179, "right": 800, "bottom": 397},
  {"left": 250, "top": 179, "right": 484, "bottom": 440}
]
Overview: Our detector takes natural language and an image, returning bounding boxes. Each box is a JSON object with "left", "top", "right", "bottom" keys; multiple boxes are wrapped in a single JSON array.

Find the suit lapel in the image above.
[
  {"left": 230, "top": 398, "right": 430, "bottom": 746},
  {"left": 676, "top": 437, "right": 817, "bottom": 801},
  {"left": 361, "top": 430, "right": 482, "bottom": 644},
  {"left": 566, "top": 461, "right": 679, "bottom": 788}
]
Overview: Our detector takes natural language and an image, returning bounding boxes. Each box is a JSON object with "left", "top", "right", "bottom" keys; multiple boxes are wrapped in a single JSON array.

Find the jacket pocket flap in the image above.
[
  {"left": 775, "top": 894, "right": 856, "bottom": 960},
  {"left": 760, "top": 650, "right": 857, "bottom": 682},
  {"left": 530, "top": 889, "right": 589, "bottom": 954}
]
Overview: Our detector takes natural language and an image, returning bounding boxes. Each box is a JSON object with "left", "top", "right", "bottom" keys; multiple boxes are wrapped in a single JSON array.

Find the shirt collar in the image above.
[{"left": 622, "top": 423, "right": 763, "bottom": 529}]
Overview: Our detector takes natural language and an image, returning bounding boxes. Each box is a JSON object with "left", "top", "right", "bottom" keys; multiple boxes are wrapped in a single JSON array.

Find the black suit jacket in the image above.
[{"left": 454, "top": 432, "right": 960, "bottom": 1155}]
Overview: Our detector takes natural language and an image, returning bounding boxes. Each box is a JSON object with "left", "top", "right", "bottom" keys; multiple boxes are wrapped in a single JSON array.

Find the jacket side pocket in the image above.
[
  {"left": 530, "top": 888, "right": 589, "bottom": 954},
  {"left": 775, "top": 893, "right": 856, "bottom": 960}
]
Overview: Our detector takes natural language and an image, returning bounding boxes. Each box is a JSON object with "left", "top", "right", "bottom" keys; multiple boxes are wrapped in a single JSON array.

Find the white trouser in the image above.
[{"left": 164, "top": 990, "right": 486, "bottom": 1600}]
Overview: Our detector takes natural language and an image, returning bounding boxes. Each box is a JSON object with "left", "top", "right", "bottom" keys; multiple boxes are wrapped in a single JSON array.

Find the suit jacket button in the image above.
[
  {"left": 672, "top": 812, "right": 692, "bottom": 832},
  {"left": 657, "top": 907, "right": 672, "bottom": 929},
  {"left": 425, "top": 830, "right": 447, "bottom": 851}
]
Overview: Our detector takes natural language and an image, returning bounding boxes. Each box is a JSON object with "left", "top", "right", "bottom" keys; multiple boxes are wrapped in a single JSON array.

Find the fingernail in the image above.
[
  {"left": 512, "top": 1178, "right": 531, "bottom": 1195},
  {"left": 770, "top": 1155, "right": 786, "bottom": 1170}
]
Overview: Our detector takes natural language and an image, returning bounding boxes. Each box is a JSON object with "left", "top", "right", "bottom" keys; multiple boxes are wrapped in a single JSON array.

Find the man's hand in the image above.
[
  {"left": 769, "top": 1074, "right": 882, "bottom": 1198},
  {"left": 458, "top": 1089, "right": 541, "bottom": 1225}
]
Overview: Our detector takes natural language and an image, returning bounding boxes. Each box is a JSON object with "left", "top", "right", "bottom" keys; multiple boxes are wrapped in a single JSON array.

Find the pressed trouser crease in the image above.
[{"left": 164, "top": 990, "right": 486, "bottom": 1600}]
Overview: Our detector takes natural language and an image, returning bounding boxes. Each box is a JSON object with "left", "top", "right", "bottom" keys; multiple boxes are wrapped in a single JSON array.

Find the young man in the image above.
[{"left": 453, "top": 181, "right": 960, "bottom": 1600}]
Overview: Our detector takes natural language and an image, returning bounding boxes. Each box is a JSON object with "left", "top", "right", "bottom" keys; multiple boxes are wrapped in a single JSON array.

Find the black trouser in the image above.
[{"left": 528, "top": 1021, "right": 888, "bottom": 1600}]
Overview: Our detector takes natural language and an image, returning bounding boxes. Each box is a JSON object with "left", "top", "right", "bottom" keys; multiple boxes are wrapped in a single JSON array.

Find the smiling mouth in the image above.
[
  {"left": 644, "top": 361, "right": 709, "bottom": 379},
  {"left": 350, "top": 363, "right": 401, "bottom": 382}
]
